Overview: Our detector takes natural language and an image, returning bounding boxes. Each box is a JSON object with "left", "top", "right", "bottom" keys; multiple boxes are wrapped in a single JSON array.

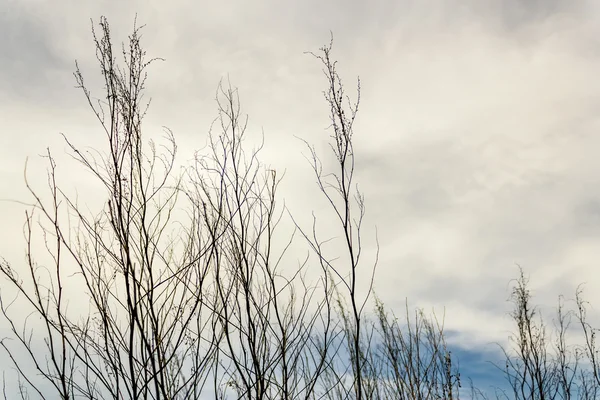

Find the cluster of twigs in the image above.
[{"left": 3, "top": 16, "right": 566, "bottom": 400}]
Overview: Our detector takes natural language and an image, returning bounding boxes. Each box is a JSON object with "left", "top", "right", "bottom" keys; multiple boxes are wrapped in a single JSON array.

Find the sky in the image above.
[{"left": 2, "top": 0, "right": 600, "bottom": 396}]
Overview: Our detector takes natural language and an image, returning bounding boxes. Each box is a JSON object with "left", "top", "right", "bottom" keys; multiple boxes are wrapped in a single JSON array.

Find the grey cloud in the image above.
[
  {"left": 572, "top": 199, "right": 600, "bottom": 234},
  {"left": 472, "top": 0, "right": 580, "bottom": 29},
  {"left": 0, "top": 5, "right": 68, "bottom": 103}
]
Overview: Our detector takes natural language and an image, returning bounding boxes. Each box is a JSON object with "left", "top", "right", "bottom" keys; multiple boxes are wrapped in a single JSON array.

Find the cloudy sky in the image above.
[{"left": 2, "top": 0, "right": 600, "bottom": 395}]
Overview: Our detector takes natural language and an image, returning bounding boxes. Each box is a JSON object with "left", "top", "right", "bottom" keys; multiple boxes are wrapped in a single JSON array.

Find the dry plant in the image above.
[
  {"left": 484, "top": 267, "right": 600, "bottom": 400},
  {"left": 0, "top": 16, "right": 465, "bottom": 400}
]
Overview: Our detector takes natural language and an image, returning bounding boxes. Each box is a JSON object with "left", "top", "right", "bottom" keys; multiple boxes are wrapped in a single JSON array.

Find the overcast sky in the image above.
[{"left": 2, "top": 0, "right": 600, "bottom": 395}]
